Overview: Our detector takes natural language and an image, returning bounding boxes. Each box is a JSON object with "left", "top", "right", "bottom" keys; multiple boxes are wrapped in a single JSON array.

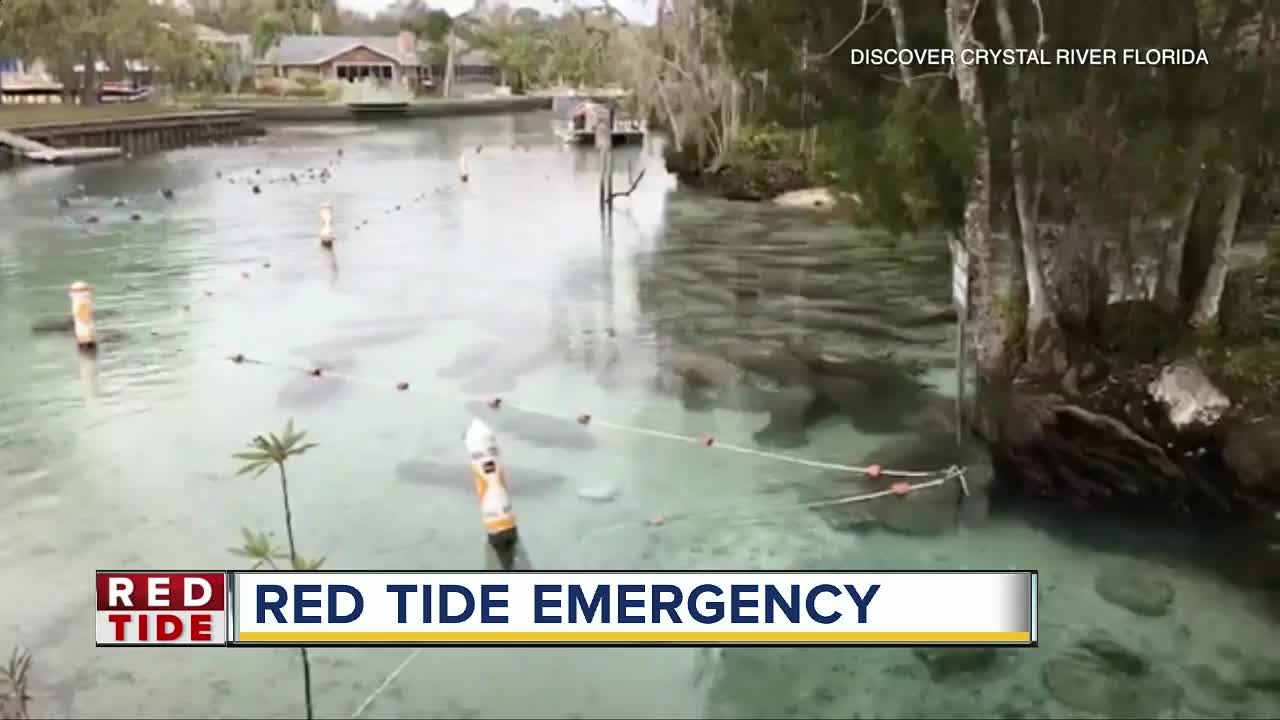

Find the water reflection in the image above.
[
  {"left": 78, "top": 350, "right": 100, "bottom": 401},
  {"left": 324, "top": 247, "right": 339, "bottom": 286}
]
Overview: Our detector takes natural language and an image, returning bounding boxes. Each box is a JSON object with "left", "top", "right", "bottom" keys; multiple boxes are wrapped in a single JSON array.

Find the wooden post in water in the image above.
[{"left": 597, "top": 105, "right": 614, "bottom": 211}]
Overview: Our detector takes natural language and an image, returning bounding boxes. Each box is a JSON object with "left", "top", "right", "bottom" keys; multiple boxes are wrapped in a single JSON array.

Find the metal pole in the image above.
[{"left": 950, "top": 234, "right": 969, "bottom": 447}]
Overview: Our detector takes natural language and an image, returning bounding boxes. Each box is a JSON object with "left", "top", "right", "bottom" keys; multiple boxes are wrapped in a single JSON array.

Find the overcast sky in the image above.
[{"left": 339, "top": 0, "right": 655, "bottom": 23}]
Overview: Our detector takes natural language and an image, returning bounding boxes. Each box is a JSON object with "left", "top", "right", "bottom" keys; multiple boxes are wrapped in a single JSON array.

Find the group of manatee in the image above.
[
  {"left": 29, "top": 189, "right": 979, "bottom": 531},
  {"left": 636, "top": 208, "right": 962, "bottom": 450},
  {"left": 388, "top": 204, "right": 985, "bottom": 533}
]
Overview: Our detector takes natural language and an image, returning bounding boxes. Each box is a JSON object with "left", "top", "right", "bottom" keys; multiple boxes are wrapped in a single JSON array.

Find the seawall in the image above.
[{"left": 208, "top": 95, "right": 553, "bottom": 122}]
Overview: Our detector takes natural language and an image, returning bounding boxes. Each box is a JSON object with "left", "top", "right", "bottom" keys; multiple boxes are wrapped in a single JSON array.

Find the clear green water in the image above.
[{"left": 1, "top": 113, "right": 1278, "bottom": 719}]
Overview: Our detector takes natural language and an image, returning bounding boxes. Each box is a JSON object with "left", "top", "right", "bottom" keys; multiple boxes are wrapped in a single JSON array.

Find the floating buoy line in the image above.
[{"left": 225, "top": 351, "right": 968, "bottom": 487}]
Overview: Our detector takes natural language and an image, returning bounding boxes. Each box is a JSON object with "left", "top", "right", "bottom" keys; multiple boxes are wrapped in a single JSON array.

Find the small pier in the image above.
[
  {"left": 0, "top": 110, "right": 264, "bottom": 165},
  {"left": 0, "top": 128, "right": 122, "bottom": 164}
]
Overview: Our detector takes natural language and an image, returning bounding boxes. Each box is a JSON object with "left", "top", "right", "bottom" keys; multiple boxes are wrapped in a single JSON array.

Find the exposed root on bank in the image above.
[{"left": 998, "top": 368, "right": 1245, "bottom": 518}]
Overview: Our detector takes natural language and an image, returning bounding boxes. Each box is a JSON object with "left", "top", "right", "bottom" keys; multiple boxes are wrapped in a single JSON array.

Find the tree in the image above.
[
  {"left": 421, "top": 8, "right": 454, "bottom": 43},
  {"left": 696, "top": 0, "right": 1280, "bottom": 513},
  {"left": 252, "top": 11, "right": 287, "bottom": 86},
  {"left": 946, "top": 0, "right": 1009, "bottom": 390},
  {"left": 232, "top": 419, "right": 322, "bottom": 720},
  {"left": 617, "top": 1, "right": 739, "bottom": 168},
  {"left": 464, "top": 6, "right": 553, "bottom": 90},
  {"left": 151, "top": 19, "right": 204, "bottom": 94},
  {"left": 0, "top": 0, "right": 190, "bottom": 103}
]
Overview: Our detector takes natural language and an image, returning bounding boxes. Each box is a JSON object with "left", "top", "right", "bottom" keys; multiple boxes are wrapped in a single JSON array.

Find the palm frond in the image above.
[
  {"left": 229, "top": 527, "right": 285, "bottom": 565},
  {"left": 1, "top": 646, "right": 33, "bottom": 720},
  {"left": 291, "top": 554, "right": 326, "bottom": 571}
]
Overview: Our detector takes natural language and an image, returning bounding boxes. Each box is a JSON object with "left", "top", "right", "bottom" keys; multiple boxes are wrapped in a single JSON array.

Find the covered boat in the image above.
[{"left": 554, "top": 98, "right": 645, "bottom": 147}]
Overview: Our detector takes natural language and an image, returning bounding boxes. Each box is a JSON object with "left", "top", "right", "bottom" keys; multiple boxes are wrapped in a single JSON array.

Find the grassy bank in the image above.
[
  {"left": 663, "top": 124, "right": 822, "bottom": 202},
  {"left": 0, "top": 102, "right": 196, "bottom": 129}
]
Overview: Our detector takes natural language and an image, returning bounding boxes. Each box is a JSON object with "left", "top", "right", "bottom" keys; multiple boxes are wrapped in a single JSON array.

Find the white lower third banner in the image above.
[{"left": 227, "top": 571, "right": 1037, "bottom": 647}]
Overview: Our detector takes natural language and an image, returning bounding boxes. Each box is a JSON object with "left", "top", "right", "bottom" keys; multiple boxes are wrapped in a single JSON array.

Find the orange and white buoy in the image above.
[
  {"left": 69, "top": 281, "right": 96, "bottom": 349},
  {"left": 464, "top": 418, "right": 517, "bottom": 548},
  {"left": 319, "top": 203, "right": 335, "bottom": 248}
]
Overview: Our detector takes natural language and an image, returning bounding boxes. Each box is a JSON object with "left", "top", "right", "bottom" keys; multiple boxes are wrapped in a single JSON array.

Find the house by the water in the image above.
[
  {"left": 256, "top": 33, "right": 427, "bottom": 89},
  {"left": 253, "top": 32, "right": 499, "bottom": 95}
]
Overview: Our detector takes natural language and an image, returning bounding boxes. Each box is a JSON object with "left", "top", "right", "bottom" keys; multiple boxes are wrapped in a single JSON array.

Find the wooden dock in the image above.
[
  {"left": 0, "top": 128, "right": 122, "bottom": 164},
  {"left": 1, "top": 110, "right": 263, "bottom": 164}
]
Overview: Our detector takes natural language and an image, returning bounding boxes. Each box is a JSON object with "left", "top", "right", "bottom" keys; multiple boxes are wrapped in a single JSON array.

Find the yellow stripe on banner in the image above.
[{"left": 237, "top": 631, "right": 1032, "bottom": 643}]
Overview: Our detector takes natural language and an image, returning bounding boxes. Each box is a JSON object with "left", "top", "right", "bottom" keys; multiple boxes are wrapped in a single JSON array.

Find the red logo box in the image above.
[{"left": 95, "top": 571, "right": 227, "bottom": 646}]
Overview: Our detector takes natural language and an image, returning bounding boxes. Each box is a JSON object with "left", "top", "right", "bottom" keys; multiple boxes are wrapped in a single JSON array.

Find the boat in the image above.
[
  {"left": 347, "top": 101, "right": 409, "bottom": 116},
  {"left": 555, "top": 99, "right": 645, "bottom": 147},
  {"left": 99, "top": 83, "right": 153, "bottom": 104}
]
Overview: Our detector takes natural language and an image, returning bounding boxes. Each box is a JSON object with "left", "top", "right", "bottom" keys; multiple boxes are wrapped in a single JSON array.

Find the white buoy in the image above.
[
  {"left": 69, "top": 281, "right": 96, "bottom": 349},
  {"left": 464, "top": 419, "right": 516, "bottom": 545},
  {"left": 458, "top": 152, "right": 469, "bottom": 183},
  {"left": 319, "top": 203, "right": 335, "bottom": 248}
]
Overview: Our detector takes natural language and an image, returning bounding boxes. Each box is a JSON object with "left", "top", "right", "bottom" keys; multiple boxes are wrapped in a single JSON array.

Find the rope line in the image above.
[
  {"left": 228, "top": 352, "right": 962, "bottom": 481},
  {"left": 344, "top": 468, "right": 966, "bottom": 717},
  {"left": 577, "top": 471, "right": 963, "bottom": 544},
  {"left": 349, "top": 648, "right": 423, "bottom": 719}
]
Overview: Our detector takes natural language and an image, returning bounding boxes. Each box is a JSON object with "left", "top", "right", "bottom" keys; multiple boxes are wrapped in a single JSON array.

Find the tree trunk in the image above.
[
  {"left": 947, "top": 0, "right": 1008, "bottom": 389},
  {"left": 443, "top": 30, "right": 456, "bottom": 98},
  {"left": 1156, "top": 165, "right": 1202, "bottom": 313},
  {"left": 81, "top": 49, "right": 99, "bottom": 106},
  {"left": 275, "top": 462, "right": 313, "bottom": 719},
  {"left": 1189, "top": 166, "right": 1246, "bottom": 329},
  {"left": 993, "top": 0, "right": 1053, "bottom": 350},
  {"left": 57, "top": 62, "right": 76, "bottom": 105},
  {"left": 887, "top": 0, "right": 912, "bottom": 86},
  {"left": 298, "top": 647, "right": 315, "bottom": 720}
]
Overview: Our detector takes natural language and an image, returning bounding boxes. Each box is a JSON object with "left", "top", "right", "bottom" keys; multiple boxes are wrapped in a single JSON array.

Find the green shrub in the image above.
[
  {"left": 284, "top": 78, "right": 329, "bottom": 98},
  {"left": 290, "top": 72, "right": 325, "bottom": 90},
  {"left": 256, "top": 78, "right": 286, "bottom": 96},
  {"left": 735, "top": 123, "right": 793, "bottom": 160}
]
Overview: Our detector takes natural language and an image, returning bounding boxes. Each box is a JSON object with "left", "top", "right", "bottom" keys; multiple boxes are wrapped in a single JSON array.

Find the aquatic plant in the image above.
[
  {"left": 0, "top": 646, "right": 32, "bottom": 720},
  {"left": 232, "top": 419, "right": 323, "bottom": 720}
]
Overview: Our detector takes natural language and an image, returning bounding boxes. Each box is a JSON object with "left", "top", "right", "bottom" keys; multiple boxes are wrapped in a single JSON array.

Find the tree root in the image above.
[{"left": 998, "top": 386, "right": 1243, "bottom": 517}]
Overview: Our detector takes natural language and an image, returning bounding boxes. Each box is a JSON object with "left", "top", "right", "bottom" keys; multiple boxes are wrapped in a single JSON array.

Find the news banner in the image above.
[{"left": 96, "top": 570, "right": 1038, "bottom": 647}]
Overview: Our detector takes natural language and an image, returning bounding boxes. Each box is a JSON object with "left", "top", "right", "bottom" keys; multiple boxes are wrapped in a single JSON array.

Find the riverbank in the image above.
[
  {"left": 0, "top": 96, "right": 550, "bottom": 166},
  {"left": 203, "top": 95, "right": 552, "bottom": 122},
  {"left": 664, "top": 143, "right": 815, "bottom": 202},
  {"left": 0, "top": 102, "right": 196, "bottom": 129},
  {"left": 986, "top": 248, "right": 1280, "bottom": 588},
  {"left": 659, "top": 125, "right": 836, "bottom": 207},
  {"left": 1, "top": 110, "right": 263, "bottom": 163}
]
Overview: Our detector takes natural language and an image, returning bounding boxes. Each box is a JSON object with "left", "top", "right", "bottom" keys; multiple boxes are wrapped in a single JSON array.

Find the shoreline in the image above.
[
  {"left": 204, "top": 95, "right": 553, "bottom": 122},
  {"left": 0, "top": 97, "right": 554, "bottom": 166}
]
